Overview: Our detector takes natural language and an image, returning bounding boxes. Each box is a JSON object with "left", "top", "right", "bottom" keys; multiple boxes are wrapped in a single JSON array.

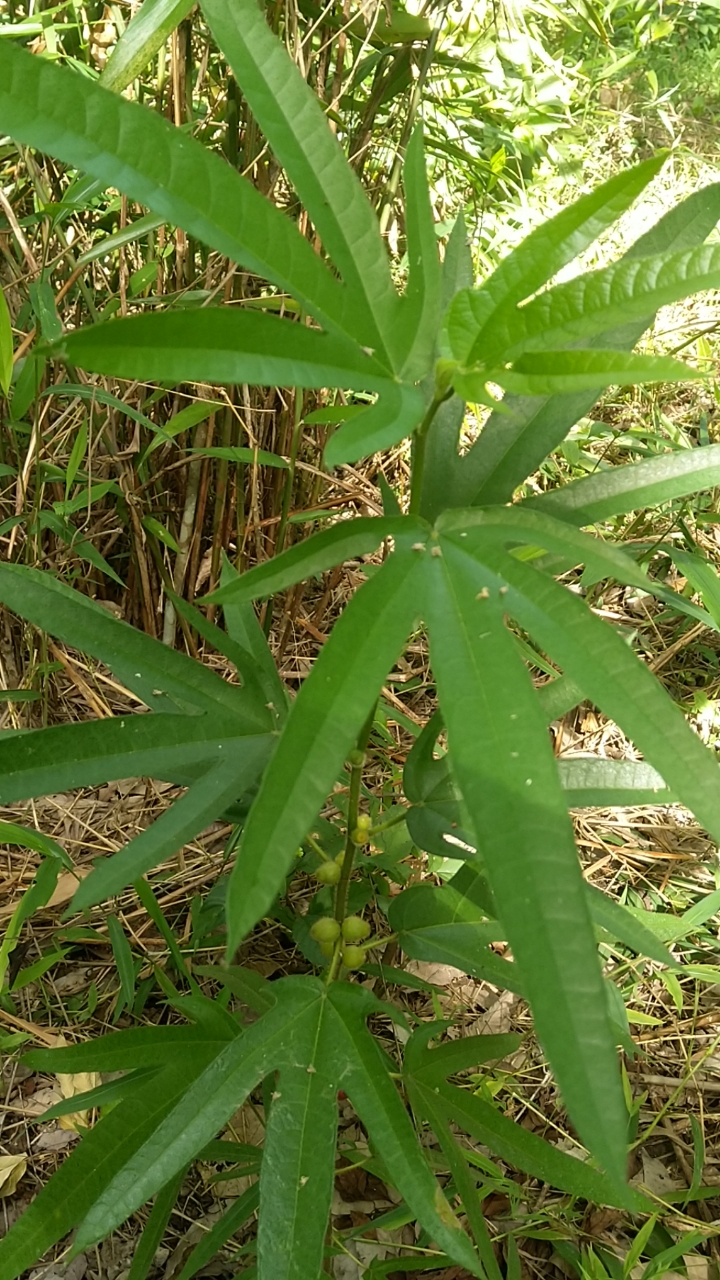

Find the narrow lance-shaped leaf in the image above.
[
  {"left": 224, "top": 543, "right": 428, "bottom": 953},
  {"left": 437, "top": 505, "right": 713, "bottom": 630},
  {"left": 200, "top": 0, "right": 401, "bottom": 367},
  {"left": 461, "top": 181, "right": 720, "bottom": 507},
  {"left": 0, "top": 714, "right": 271, "bottom": 803},
  {"left": 450, "top": 153, "right": 668, "bottom": 363},
  {"left": 477, "top": 240, "right": 720, "bottom": 367},
  {"left": 0, "top": 284, "right": 12, "bottom": 395},
  {"left": 479, "top": 349, "right": 704, "bottom": 398},
  {"left": 413, "top": 1078, "right": 649, "bottom": 1211},
  {"left": 72, "top": 743, "right": 274, "bottom": 911},
  {"left": 0, "top": 563, "right": 260, "bottom": 721},
  {"left": 387, "top": 884, "right": 523, "bottom": 993},
  {"left": 256, "top": 1008, "right": 339, "bottom": 1280},
  {"left": 423, "top": 537, "right": 628, "bottom": 1182},
  {"left": 528, "top": 443, "right": 720, "bottom": 526},
  {"left": 0, "top": 1043, "right": 233, "bottom": 1280},
  {"left": 204, "top": 517, "right": 411, "bottom": 606},
  {"left": 475, "top": 543, "right": 720, "bottom": 847},
  {"left": 328, "top": 984, "right": 482, "bottom": 1275},
  {"left": 396, "top": 126, "right": 442, "bottom": 379},
  {"left": 101, "top": 0, "right": 195, "bottom": 94},
  {"left": 323, "top": 381, "right": 426, "bottom": 468},
  {"left": 57, "top": 308, "right": 397, "bottom": 393},
  {"left": 0, "top": 41, "right": 356, "bottom": 344}
]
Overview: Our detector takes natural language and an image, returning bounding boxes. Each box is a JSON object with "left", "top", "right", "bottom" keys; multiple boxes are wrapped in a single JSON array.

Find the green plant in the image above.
[{"left": 4, "top": 0, "right": 720, "bottom": 1274}]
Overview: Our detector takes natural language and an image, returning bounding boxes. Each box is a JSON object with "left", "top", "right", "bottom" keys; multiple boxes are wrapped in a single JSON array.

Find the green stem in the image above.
[
  {"left": 409, "top": 394, "right": 446, "bottom": 516},
  {"left": 333, "top": 704, "right": 377, "bottom": 927}
]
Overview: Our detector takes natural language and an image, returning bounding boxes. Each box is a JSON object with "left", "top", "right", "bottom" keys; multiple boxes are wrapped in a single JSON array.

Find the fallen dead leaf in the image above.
[
  {"left": 46, "top": 866, "right": 92, "bottom": 910},
  {"left": 0, "top": 1153, "right": 26, "bottom": 1196}
]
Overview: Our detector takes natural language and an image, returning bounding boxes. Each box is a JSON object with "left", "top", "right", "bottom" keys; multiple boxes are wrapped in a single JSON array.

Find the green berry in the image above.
[
  {"left": 341, "top": 916, "right": 370, "bottom": 943},
  {"left": 314, "top": 860, "right": 341, "bottom": 885},
  {"left": 310, "top": 917, "right": 341, "bottom": 944},
  {"left": 341, "top": 945, "right": 366, "bottom": 970},
  {"left": 335, "top": 851, "right": 345, "bottom": 866},
  {"left": 319, "top": 939, "right": 336, "bottom": 959}
]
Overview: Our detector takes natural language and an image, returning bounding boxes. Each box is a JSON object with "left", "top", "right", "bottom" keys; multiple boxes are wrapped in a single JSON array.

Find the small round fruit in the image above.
[
  {"left": 319, "top": 940, "right": 336, "bottom": 958},
  {"left": 341, "top": 916, "right": 370, "bottom": 943},
  {"left": 314, "top": 860, "right": 341, "bottom": 885},
  {"left": 310, "top": 917, "right": 341, "bottom": 944},
  {"left": 341, "top": 945, "right": 366, "bottom": 969}
]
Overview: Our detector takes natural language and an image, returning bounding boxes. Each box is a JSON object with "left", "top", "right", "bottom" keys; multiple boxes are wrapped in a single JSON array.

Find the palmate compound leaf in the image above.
[
  {"left": 0, "top": 1027, "right": 237, "bottom": 1280},
  {"left": 0, "top": 562, "right": 277, "bottom": 908},
  {"left": 200, "top": 0, "right": 401, "bottom": 370},
  {"left": 421, "top": 535, "right": 628, "bottom": 1183},
  {"left": 54, "top": 979, "right": 481, "bottom": 1280},
  {"left": 223, "top": 530, "right": 429, "bottom": 955},
  {"left": 447, "top": 181, "right": 720, "bottom": 511}
]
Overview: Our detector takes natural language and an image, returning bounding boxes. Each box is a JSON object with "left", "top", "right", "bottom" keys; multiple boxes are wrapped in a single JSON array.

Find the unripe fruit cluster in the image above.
[{"left": 309, "top": 915, "right": 371, "bottom": 969}]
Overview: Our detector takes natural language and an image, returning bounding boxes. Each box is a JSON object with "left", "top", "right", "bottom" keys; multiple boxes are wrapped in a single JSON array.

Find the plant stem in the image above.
[
  {"left": 333, "top": 704, "right": 376, "bottom": 926},
  {"left": 409, "top": 394, "right": 446, "bottom": 516}
]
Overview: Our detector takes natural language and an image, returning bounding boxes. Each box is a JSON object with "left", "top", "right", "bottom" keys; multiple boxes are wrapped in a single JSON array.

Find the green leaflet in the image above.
[
  {"left": 0, "top": 563, "right": 261, "bottom": 721},
  {"left": 403, "top": 1024, "right": 649, "bottom": 1211},
  {"left": 67, "top": 980, "right": 480, "bottom": 1278},
  {"left": 0, "top": 715, "right": 271, "bottom": 803},
  {"left": 127, "top": 1167, "right": 190, "bottom": 1280},
  {"left": 0, "top": 41, "right": 354, "bottom": 345},
  {"left": 57, "top": 308, "right": 395, "bottom": 391},
  {"left": 24, "top": 1024, "right": 233, "bottom": 1074},
  {"left": 412, "top": 1079, "right": 649, "bottom": 1211},
  {"left": 175, "top": 1183, "right": 259, "bottom": 1280},
  {"left": 476, "top": 240, "right": 720, "bottom": 367},
  {"left": 72, "top": 744, "right": 273, "bottom": 910},
  {"left": 481, "top": 349, "right": 703, "bottom": 397},
  {"left": 586, "top": 886, "right": 679, "bottom": 969},
  {"left": 0, "top": 284, "right": 12, "bottom": 395},
  {"left": 437, "top": 505, "right": 713, "bottom": 631},
  {"left": 219, "top": 555, "right": 287, "bottom": 714},
  {"left": 327, "top": 983, "right": 481, "bottom": 1275},
  {"left": 388, "top": 885, "right": 523, "bottom": 992},
  {"left": 199, "top": 0, "right": 401, "bottom": 367},
  {"left": 323, "top": 381, "right": 426, "bottom": 467},
  {"left": 450, "top": 153, "right": 668, "bottom": 363},
  {"left": 473, "top": 544, "right": 720, "bottom": 847},
  {"left": 528, "top": 443, "right": 720, "bottom": 526},
  {"left": 101, "top": 0, "right": 195, "bottom": 93},
  {"left": 396, "top": 127, "right": 443, "bottom": 379},
  {"left": 0, "top": 1039, "right": 233, "bottom": 1280},
  {"left": 205, "top": 517, "right": 409, "bottom": 605},
  {"left": 423, "top": 536, "right": 627, "bottom": 1183},
  {"left": 224, "top": 544, "right": 428, "bottom": 953}
]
